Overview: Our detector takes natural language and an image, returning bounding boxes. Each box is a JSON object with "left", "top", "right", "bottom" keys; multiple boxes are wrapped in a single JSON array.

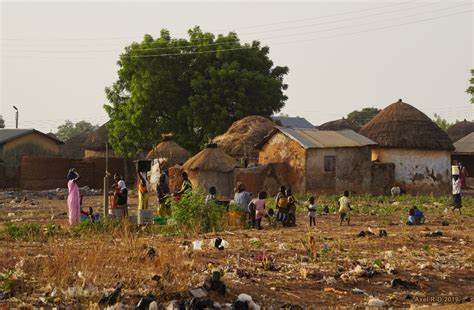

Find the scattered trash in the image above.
[
  {"left": 151, "top": 274, "right": 161, "bottom": 282},
  {"left": 441, "top": 221, "right": 449, "bottom": 226},
  {"left": 391, "top": 278, "right": 418, "bottom": 289},
  {"left": 378, "top": 230, "right": 387, "bottom": 237},
  {"left": 192, "top": 240, "right": 203, "bottom": 251},
  {"left": 234, "top": 293, "right": 260, "bottom": 310},
  {"left": 210, "top": 237, "right": 229, "bottom": 250},
  {"left": 367, "top": 297, "right": 387, "bottom": 307},
  {"left": 98, "top": 283, "right": 122, "bottom": 307},
  {"left": 426, "top": 231, "right": 443, "bottom": 237},
  {"left": 205, "top": 270, "right": 226, "bottom": 296},
  {"left": 357, "top": 230, "right": 375, "bottom": 237},
  {"left": 135, "top": 295, "right": 156, "bottom": 310},
  {"left": 189, "top": 287, "right": 208, "bottom": 298},
  {"left": 352, "top": 288, "right": 368, "bottom": 295}
]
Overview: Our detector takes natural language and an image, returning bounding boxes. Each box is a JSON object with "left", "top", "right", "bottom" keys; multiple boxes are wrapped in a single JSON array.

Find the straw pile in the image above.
[
  {"left": 360, "top": 99, "right": 454, "bottom": 150},
  {"left": 318, "top": 118, "right": 361, "bottom": 132},
  {"left": 447, "top": 119, "right": 474, "bottom": 142},
  {"left": 182, "top": 144, "right": 238, "bottom": 172},
  {"left": 212, "top": 116, "right": 276, "bottom": 158}
]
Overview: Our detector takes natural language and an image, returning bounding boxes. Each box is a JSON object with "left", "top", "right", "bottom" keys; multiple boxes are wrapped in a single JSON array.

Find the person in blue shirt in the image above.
[{"left": 407, "top": 206, "right": 425, "bottom": 225}]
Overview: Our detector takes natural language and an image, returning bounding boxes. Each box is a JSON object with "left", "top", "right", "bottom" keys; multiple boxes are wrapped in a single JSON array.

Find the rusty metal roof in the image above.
[
  {"left": 271, "top": 116, "right": 315, "bottom": 128},
  {"left": 273, "top": 127, "right": 377, "bottom": 149},
  {"left": 453, "top": 132, "right": 474, "bottom": 154}
]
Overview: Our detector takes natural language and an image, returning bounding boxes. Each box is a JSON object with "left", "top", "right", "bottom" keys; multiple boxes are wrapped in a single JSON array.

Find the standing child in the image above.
[
  {"left": 338, "top": 191, "right": 352, "bottom": 226},
  {"left": 452, "top": 175, "right": 462, "bottom": 214},
  {"left": 205, "top": 187, "right": 217, "bottom": 205},
  {"left": 307, "top": 197, "right": 317, "bottom": 227},
  {"left": 276, "top": 186, "right": 288, "bottom": 222},
  {"left": 285, "top": 188, "right": 297, "bottom": 227},
  {"left": 250, "top": 191, "right": 267, "bottom": 230}
]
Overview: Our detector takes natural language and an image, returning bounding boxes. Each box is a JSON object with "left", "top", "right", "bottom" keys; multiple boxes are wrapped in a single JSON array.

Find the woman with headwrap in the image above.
[
  {"left": 67, "top": 168, "right": 81, "bottom": 225},
  {"left": 137, "top": 172, "right": 149, "bottom": 210}
]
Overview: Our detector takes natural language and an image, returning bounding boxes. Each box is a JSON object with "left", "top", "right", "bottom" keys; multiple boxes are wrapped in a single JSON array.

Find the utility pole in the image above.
[
  {"left": 103, "top": 142, "right": 109, "bottom": 217},
  {"left": 12, "top": 106, "right": 18, "bottom": 128}
]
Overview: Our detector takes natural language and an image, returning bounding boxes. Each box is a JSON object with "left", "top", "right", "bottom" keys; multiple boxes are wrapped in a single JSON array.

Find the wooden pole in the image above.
[{"left": 103, "top": 142, "right": 109, "bottom": 217}]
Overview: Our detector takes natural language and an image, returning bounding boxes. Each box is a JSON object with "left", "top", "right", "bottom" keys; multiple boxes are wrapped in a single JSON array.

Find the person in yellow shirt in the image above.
[{"left": 338, "top": 190, "right": 352, "bottom": 226}]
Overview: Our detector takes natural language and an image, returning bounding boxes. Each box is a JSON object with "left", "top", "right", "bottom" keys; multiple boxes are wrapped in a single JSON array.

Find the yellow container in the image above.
[{"left": 226, "top": 211, "right": 243, "bottom": 227}]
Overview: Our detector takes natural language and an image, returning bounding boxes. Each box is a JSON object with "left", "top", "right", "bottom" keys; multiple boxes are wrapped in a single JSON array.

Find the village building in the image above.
[
  {"left": 256, "top": 127, "right": 377, "bottom": 193},
  {"left": 452, "top": 132, "right": 474, "bottom": 181},
  {"left": 446, "top": 119, "right": 474, "bottom": 142},
  {"left": 59, "top": 130, "right": 91, "bottom": 159},
  {"left": 359, "top": 100, "right": 454, "bottom": 193},
  {"left": 212, "top": 116, "right": 276, "bottom": 166},
  {"left": 83, "top": 123, "right": 119, "bottom": 158},
  {"left": 181, "top": 144, "right": 238, "bottom": 197},
  {"left": 318, "top": 118, "right": 362, "bottom": 132},
  {"left": 271, "top": 116, "right": 315, "bottom": 128},
  {"left": 0, "top": 129, "right": 63, "bottom": 187}
]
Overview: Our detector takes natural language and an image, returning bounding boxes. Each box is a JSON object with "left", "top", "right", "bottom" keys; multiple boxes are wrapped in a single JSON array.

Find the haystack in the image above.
[
  {"left": 318, "top": 118, "right": 361, "bottom": 132},
  {"left": 447, "top": 119, "right": 474, "bottom": 143},
  {"left": 212, "top": 116, "right": 276, "bottom": 163},
  {"left": 60, "top": 130, "right": 91, "bottom": 159},
  {"left": 182, "top": 144, "right": 238, "bottom": 197},
  {"left": 360, "top": 100, "right": 453, "bottom": 150},
  {"left": 360, "top": 99, "right": 453, "bottom": 193},
  {"left": 145, "top": 135, "right": 190, "bottom": 166}
]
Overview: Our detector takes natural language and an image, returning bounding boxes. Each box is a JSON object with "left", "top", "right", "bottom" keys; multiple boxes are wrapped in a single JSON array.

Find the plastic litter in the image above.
[
  {"left": 426, "top": 231, "right": 443, "bottom": 237},
  {"left": 391, "top": 278, "right": 418, "bottom": 289},
  {"left": 352, "top": 288, "right": 368, "bottom": 295},
  {"left": 210, "top": 237, "right": 229, "bottom": 250},
  {"left": 367, "top": 297, "right": 387, "bottom": 307},
  {"left": 189, "top": 287, "right": 207, "bottom": 298},
  {"left": 192, "top": 240, "right": 203, "bottom": 250}
]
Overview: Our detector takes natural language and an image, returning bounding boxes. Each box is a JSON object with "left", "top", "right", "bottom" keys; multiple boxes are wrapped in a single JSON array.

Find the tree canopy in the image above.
[
  {"left": 347, "top": 107, "right": 381, "bottom": 126},
  {"left": 0, "top": 115, "right": 4, "bottom": 128},
  {"left": 432, "top": 113, "right": 453, "bottom": 131},
  {"left": 104, "top": 27, "right": 289, "bottom": 155},
  {"left": 55, "top": 120, "right": 98, "bottom": 141},
  {"left": 467, "top": 69, "right": 474, "bottom": 104}
]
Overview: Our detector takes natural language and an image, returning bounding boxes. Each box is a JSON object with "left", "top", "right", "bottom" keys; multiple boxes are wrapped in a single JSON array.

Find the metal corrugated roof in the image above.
[
  {"left": 453, "top": 132, "right": 474, "bottom": 154},
  {"left": 271, "top": 116, "right": 315, "bottom": 128},
  {"left": 277, "top": 127, "right": 377, "bottom": 149},
  {"left": 0, "top": 129, "right": 64, "bottom": 145}
]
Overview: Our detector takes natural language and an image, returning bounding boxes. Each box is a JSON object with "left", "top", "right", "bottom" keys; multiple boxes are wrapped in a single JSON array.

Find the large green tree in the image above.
[
  {"left": 347, "top": 107, "right": 381, "bottom": 126},
  {"left": 432, "top": 113, "right": 453, "bottom": 131},
  {"left": 467, "top": 69, "right": 474, "bottom": 104},
  {"left": 104, "top": 27, "right": 289, "bottom": 155},
  {"left": 55, "top": 120, "right": 98, "bottom": 141}
]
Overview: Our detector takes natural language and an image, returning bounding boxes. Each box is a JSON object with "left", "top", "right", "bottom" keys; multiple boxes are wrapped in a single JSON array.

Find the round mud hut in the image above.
[
  {"left": 318, "top": 118, "right": 362, "bottom": 132},
  {"left": 145, "top": 135, "right": 190, "bottom": 167},
  {"left": 182, "top": 143, "right": 239, "bottom": 197},
  {"left": 359, "top": 99, "right": 454, "bottom": 193},
  {"left": 83, "top": 123, "right": 117, "bottom": 158},
  {"left": 212, "top": 115, "right": 276, "bottom": 166},
  {"left": 446, "top": 119, "right": 474, "bottom": 143}
]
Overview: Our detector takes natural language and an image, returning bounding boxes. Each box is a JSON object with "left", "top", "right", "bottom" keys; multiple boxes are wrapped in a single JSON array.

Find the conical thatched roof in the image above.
[
  {"left": 145, "top": 136, "right": 190, "bottom": 164},
  {"left": 182, "top": 144, "right": 238, "bottom": 173},
  {"left": 83, "top": 123, "right": 110, "bottom": 151},
  {"left": 60, "top": 130, "right": 91, "bottom": 159},
  {"left": 360, "top": 100, "right": 454, "bottom": 150},
  {"left": 447, "top": 119, "right": 474, "bottom": 142},
  {"left": 318, "top": 118, "right": 361, "bottom": 132},
  {"left": 212, "top": 116, "right": 276, "bottom": 158}
]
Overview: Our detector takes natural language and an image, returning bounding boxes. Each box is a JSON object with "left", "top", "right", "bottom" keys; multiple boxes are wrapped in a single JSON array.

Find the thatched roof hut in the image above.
[
  {"left": 83, "top": 123, "right": 111, "bottom": 151},
  {"left": 60, "top": 130, "right": 91, "bottom": 159},
  {"left": 318, "top": 118, "right": 361, "bottom": 132},
  {"left": 447, "top": 119, "right": 474, "bottom": 143},
  {"left": 145, "top": 135, "right": 190, "bottom": 165},
  {"left": 212, "top": 116, "right": 276, "bottom": 162},
  {"left": 360, "top": 100, "right": 454, "bottom": 150},
  {"left": 181, "top": 144, "right": 238, "bottom": 197}
]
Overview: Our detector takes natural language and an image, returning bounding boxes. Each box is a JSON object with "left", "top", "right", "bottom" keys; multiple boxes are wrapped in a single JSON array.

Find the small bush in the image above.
[{"left": 5, "top": 223, "right": 40, "bottom": 240}]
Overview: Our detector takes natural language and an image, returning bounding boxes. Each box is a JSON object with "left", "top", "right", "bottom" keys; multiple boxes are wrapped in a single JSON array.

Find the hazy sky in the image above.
[{"left": 1, "top": 0, "right": 473, "bottom": 133}]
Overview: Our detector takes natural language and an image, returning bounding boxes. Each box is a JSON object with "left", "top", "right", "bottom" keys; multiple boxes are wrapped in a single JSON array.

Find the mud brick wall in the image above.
[
  {"left": 370, "top": 162, "right": 395, "bottom": 195},
  {"left": 233, "top": 163, "right": 290, "bottom": 197}
]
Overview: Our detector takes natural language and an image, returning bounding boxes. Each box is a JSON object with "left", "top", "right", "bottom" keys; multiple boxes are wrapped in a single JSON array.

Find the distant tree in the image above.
[
  {"left": 55, "top": 120, "right": 98, "bottom": 141},
  {"left": 432, "top": 113, "right": 453, "bottom": 131},
  {"left": 104, "top": 27, "right": 289, "bottom": 155},
  {"left": 347, "top": 107, "right": 381, "bottom": 126},
  {"left": 467, "top": 69, "right": 474, "bottom": 104},
  {"left": 0, "top": 115, "right": 4, "bottom": 128}
]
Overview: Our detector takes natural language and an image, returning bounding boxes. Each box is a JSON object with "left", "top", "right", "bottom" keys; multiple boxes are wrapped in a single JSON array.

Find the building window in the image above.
[{"left": 324, "top": 156, "right": 336, "bottom": 172}]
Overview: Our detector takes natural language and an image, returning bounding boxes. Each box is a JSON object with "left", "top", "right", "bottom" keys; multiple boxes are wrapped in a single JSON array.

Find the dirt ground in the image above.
[{"left": 0, "top": 191, "right": 473, "bottom": 309}]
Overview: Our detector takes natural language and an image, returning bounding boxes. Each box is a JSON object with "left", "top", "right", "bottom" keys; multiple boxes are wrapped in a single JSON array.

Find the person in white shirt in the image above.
[
  {"left": 307, "top": 196, "right": 317, "bottom": 227},
  {"left": 338, "top": 190, "right": 352, "bottom": 226},
  {"left": 452, "top": 175, "right": 462, "bottom": 214}
]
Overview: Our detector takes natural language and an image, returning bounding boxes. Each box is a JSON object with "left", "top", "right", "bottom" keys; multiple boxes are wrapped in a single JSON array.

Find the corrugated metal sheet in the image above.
[
  {"left": 277, "top": 127, "right": 377, "bottom": 149},
  {"left": 271, "top": 116, "right": 315, "bottom": 128},
  {"left": 0, "top": 129, "right": 63, "bottom": 145},
  {"left": 454, "top": 132, "right": 474, "bottom": 154}
]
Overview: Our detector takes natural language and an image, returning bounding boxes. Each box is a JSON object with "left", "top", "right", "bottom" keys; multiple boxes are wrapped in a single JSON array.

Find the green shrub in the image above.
[{"left": 5, "top": 223, "right": 40, "bottom": 240}]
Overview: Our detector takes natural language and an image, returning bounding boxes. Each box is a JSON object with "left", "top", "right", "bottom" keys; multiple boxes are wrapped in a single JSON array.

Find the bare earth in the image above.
[{"left": 0, "top": 192, "right": 473, "bottom": 309}]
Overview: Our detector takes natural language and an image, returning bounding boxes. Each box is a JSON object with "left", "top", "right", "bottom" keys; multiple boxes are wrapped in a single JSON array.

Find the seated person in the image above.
[{"left": 407, "top": 206, "right": 425, "bottom": 225}]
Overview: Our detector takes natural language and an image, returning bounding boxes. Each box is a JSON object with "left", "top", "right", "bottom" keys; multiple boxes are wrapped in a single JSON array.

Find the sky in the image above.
[{"left": 1, "top": 0, "right": 473, "bottom": 133}]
